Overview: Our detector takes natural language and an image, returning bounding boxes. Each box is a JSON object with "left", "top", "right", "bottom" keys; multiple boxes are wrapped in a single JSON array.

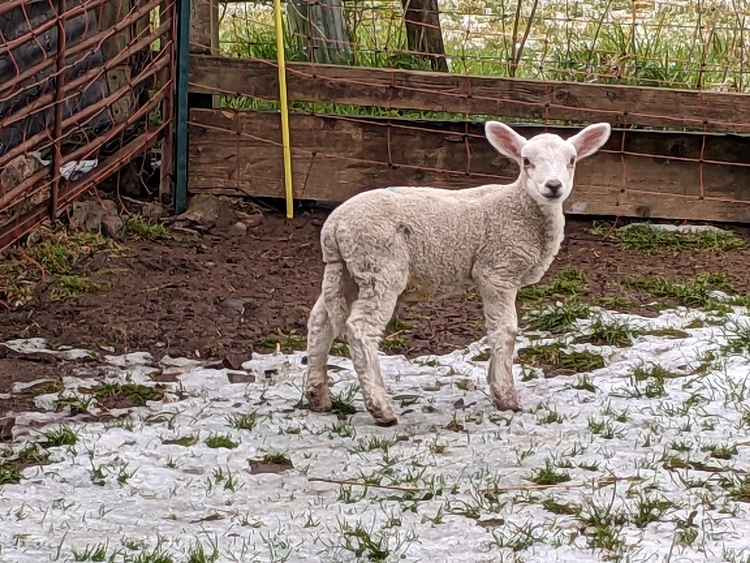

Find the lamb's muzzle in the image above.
[{"left": 304, "top": 121, "right": 612, "bottom": 425}]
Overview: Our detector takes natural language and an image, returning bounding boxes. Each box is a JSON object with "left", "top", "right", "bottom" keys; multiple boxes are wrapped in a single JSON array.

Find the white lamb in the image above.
[{"left": 304, "top": 121, "right": 611, "bottom": 425}]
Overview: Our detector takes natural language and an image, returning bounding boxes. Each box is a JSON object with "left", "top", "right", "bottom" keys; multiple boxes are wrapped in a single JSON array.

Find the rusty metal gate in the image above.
[{"left": 0, "top": 0, "right": 178, "bottom": 252}]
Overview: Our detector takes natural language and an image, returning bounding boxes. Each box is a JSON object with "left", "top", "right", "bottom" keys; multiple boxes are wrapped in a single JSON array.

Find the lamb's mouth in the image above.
[{"left": 543, "top": 192, "right": 563, "bottom": 201}]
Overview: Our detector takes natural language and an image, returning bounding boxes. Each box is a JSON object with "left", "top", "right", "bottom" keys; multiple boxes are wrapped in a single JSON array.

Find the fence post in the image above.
[
  {"left": 174, "top": 0, "right": 192, "bottom": 213},
  {"left": 50, "top": 0, "right": 67, "bottom": 223},
  {"left": 190, "top": 0, "right": 218, "bottom": 108}
]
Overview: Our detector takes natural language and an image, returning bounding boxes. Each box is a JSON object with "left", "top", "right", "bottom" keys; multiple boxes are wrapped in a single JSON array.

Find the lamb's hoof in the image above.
[
  {"left": 307, "top": 393, "right": 333, "bottom": 412},
  {"left": 493, "top": 396, "right": 521, "bottom": 412},
  {"left": 374, "top": 416, "right": 399, "bottom": 427}
]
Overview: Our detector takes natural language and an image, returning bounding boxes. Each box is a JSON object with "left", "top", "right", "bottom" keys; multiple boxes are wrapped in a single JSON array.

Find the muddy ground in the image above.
[{"left": 1, "top": 204, "right": 749, "bottom": 421}]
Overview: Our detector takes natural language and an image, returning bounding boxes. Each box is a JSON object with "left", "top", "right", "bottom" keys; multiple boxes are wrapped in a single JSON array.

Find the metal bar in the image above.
[
  {"left": 0, "top": 125, "right": 168, "bottom": 254},
  {"left": 174, "top": 0, "right": 191, "bottom": 213},
  {"left": 50, "top": 0, "right": 68, "bottom": 223},
  {"left": 273, "top": 0, "right": 294, "bottom": 218},
  {"left": 160, "top": 0, "right": 176, "bottom": 201},
  {"left": 0, "top": 53, "right": 171, "bottom": 170},
  {"left": 0, "top": 22, "right": 172, "bottom": 130},
  {"left": 0, "top": 0, "right": 168, "bottom": 99}
]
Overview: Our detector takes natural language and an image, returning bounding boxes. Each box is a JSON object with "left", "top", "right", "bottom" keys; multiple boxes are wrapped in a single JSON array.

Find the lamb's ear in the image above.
[
  {"left": 568, "top": 123, "right": 611, "bottom": 160},
  {"left": 485, "top": 121, "right": 527, "bottom": 163}
]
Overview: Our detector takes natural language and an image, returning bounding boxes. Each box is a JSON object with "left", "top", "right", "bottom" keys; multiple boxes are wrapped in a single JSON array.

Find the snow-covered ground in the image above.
[{"left": 1, "top": 305, "right": 750, "bottom": 562}]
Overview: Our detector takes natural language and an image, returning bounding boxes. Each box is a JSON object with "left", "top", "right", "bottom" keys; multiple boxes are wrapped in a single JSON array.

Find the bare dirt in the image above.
[{"left": 1, "top": 207, "right": 750, "bottom": 365}]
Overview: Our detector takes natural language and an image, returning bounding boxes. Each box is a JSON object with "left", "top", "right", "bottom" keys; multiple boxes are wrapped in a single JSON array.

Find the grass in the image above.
[
  {"left": 519, "top": 269, "right": 588, "bottom": 303},
  {"left": 90, "top": 383, "right": 165, "bottom": 406},
  {"left": 41, "top": 426, "right": 78, "bottom": 448},
  {"left": 524, "top": 301, "right": 591, "bottom": 334},
  {"left": 259, "top": 329, "right": 306, "bottom": 353},
  {"left": 50, "top": 275, "right": 103, "bottom": 301},
  {"left": 125, "top": 216, "right": 170, "bottom": 240},
  {"left": 624, "top": 273, "right": 734, "bottom": 309},
  {"left": 226, "top": 412, "right": 258, "bottom": 431},
  {"left": 527, "top": 460, "right": 571, "bottom": 486},
  {"left": 72, "top": 543, "right": 109, "bottom": 561},
  {"left": 518, "top": 342, "right": 604, "bottom": 375},
  {"left": 1, "top": 229, "right": 117, "bottom": 306},
  {"left": 205, "top": 434, "right": 238, "bottom": 449},
  {"left": 591, "top": 222, "right": 745, "bottom": 253},
  {"left": 723, "top": 321, "right": 750, "bottom": 355},
  {"left": 186, "top": 541, "right": 219, "bottom": 563},
  {"left": 331, "top": 385, "right": 359, "bottom": 418},
  {"left": 162, "top": 435, "right": 198, "bottom": 447},
  {"left": 222, "top": 0, "right": 750, "bottom": 93},
  {"left": 577, "top": 316, "right": 638, "bottom": 347},
  {"left": 542, "top": 498, "right": 580, "bottom": 515}
]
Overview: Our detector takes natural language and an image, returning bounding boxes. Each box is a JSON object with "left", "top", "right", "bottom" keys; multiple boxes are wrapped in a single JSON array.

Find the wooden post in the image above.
[{"left": 189, "top": 0, "right": 218, "bottom": 108}]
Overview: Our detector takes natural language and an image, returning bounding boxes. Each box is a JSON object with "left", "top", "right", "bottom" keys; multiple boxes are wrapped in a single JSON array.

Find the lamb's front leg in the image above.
[{"left": 477, "top": 282, "right": 520, "bottom": 412}]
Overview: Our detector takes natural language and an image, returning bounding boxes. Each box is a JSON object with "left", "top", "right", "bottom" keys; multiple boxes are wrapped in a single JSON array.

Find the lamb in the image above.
[{"left": 304, "top": 121, "right": 612, "bottom": 425}]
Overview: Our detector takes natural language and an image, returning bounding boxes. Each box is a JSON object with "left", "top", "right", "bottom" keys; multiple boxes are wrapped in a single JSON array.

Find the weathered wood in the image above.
[
  {"left": 401, "top": 0, "right": 448, "bottom": 72},
  {"left": 287, "top": 0, "right": 352, "bottom": 65},
  {"left": 190, "top": 0, "right": 219, "bottom": 108},
  {"left": 188, "top": 109, "right": 750, "bottom": 223},
  {"left": 190, "top": 56, "right": 750, "bottom": 134}
]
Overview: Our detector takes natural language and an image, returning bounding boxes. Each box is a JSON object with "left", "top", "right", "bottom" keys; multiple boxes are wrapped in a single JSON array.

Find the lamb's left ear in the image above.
[{"left": 568, "top": 123, "right": 611, "bottom": 160}]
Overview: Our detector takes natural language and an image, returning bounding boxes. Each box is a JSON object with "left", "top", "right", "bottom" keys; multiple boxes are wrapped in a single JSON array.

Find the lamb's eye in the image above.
[
  {"left": 569, "top": 157, "right": 576, "bottom": 166},
  {"left": 523, "top": 157, "right": 531, "bottom": 167}
]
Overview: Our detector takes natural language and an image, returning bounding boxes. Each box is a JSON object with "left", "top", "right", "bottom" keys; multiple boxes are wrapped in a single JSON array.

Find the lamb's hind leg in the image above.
[
  {"left": 346, "top": 285, "right": 403, "bottom": 426},
  {"left": 305, "top": 295, "right": 335, "bottom": 411},
  {"left": 305, "top": 263, "right": 350, "bottom": 411}
]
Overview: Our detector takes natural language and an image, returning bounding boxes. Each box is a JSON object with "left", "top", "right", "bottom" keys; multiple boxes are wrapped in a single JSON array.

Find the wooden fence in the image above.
[{"left": 186, "top": 9, "right": 750, "bottom": 224}]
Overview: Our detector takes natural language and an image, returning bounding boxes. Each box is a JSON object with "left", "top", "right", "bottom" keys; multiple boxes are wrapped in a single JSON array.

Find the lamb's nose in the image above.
[{"left": 545, "top": 180, "right": 562, "bottom": 194}]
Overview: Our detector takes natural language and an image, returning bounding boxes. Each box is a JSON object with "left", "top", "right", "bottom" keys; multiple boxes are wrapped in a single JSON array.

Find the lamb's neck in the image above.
[{"left": 514, "top": 175, "right": 567, "bottom": 251}]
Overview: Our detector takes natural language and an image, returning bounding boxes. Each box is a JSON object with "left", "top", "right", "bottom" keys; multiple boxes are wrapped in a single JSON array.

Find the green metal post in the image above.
[{"left": 174, "top": 0, "right": 191, "bottom": 213}]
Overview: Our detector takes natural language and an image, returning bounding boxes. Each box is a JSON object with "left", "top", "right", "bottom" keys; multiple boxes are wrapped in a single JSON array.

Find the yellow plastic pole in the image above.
[{"left": 273, "top": 0, "right": 294, "bottom": 218}]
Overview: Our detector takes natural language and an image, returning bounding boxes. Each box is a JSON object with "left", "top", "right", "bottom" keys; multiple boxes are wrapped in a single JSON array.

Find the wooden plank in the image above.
[
  {"left": 190, "top": 56, "right": 750, "bottom": 134},
  {"left": 188, "top": 109, "right": 750, "bottom": 223},
  {"left": 189, "top": 0, "right": 218, "bottom": 108}
]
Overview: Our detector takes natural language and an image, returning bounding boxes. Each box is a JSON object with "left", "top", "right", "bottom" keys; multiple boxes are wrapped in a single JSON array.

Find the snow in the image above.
[{"left": 1, "top": 305, "right": 750, "bottom": 561}]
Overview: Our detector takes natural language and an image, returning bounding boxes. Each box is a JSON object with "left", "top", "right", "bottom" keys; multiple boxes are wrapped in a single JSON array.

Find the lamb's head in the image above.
[{"left": 485, "top": 121, "right": 611, "bottom": 206}]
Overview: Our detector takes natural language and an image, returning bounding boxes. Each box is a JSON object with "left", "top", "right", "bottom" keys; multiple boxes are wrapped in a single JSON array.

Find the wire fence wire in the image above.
[
  {"left": 185, "top": 0, "right": 750, "bottom": 222},
  {"left": 0, "top": 0, "right": 176, "bottom": 252}
]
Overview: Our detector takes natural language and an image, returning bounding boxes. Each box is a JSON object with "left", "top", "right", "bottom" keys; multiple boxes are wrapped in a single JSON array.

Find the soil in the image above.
[{"left": 1, "top": 207, "right": 750, "bottom": 368}]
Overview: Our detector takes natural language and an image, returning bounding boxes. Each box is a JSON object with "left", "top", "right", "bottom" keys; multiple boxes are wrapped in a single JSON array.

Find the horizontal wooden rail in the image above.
[
  {"left": 190, "top": 55, "right": 750, "bottom": 134},
  {"left": 188, "top": 109, "right": 750, "bottom": 223}
]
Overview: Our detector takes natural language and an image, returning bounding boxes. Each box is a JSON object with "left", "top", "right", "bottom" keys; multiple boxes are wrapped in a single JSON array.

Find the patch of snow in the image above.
[{"left": 0, "top": 306, "right": 749, "bottom": 561}]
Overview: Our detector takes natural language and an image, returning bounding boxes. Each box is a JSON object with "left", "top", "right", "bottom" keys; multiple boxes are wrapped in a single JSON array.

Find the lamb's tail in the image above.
[{"left": 320, "top": 225, "right": 350, "bottom": 336}]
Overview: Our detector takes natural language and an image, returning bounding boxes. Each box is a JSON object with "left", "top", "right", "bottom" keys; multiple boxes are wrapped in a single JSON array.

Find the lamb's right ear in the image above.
[{"left": 485, "top": 121, "right": 527, "bottom": 163}]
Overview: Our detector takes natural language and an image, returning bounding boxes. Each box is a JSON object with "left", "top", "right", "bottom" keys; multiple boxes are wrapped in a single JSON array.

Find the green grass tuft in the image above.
[
  {"left": 518, "top": 342, "right": 604, "bottom": 375},
  {"left": 205, "top": 434, "right": 238, "bottom": 449},
  {"left": 592, "top": 223, "right": 745, "bottom": 253},
  {"left": 525, "top": 301, "right": 591, "bottom": 334}
]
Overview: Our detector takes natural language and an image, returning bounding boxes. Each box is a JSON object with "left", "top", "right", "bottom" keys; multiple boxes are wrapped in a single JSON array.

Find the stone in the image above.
[
  {"left": 101, "top": 213, "right": 124, "bottom": 239},
  {"left": 142, "top": 202, "right": 166, "bottom": 221}
]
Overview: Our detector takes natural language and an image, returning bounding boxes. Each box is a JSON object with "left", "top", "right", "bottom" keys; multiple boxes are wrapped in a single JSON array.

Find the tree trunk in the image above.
[
  {"left": 288, "top": 0, "right": 352, "bottom": 65},
  {"left": 400, "top": 0, "right": 449, "bottom": 72}
]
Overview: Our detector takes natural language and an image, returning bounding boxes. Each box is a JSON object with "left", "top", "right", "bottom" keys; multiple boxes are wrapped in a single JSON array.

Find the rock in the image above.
[
  {"left": 101, "top": 213, "right": 124, "bottom": 239},
  {"left": 229, "top": 221, "right": 247, "bottom": 237},
  {"left": 0, "top": 417, "right": 15, "bottom": 441},
  {"left": 0, "top": 154, "right": 43, "bottom": 191},
  {"left": 223, "top": 353, "right": 249, "bottom": 371},
  {"left": 237, "top": 211, "right": 264, "bottom": 228},
  {"left": 69, "top": 199, "right": 122, "bottom": 239},
  {"left": 142, "top": 202, "right": 166, "bottom": 221}
]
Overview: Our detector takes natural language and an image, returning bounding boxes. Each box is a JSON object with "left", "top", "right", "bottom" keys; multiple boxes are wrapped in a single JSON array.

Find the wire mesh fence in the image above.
[
  {"left": 214, "top": 0, "right": 750, "bottom": 92},
  {"left": 186, "top": 0, "right": 750, "bottom": 223},
  {"left": 0, "top": 0, "right": 177, "bottom": 252}
]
